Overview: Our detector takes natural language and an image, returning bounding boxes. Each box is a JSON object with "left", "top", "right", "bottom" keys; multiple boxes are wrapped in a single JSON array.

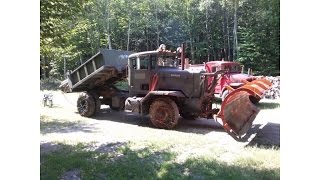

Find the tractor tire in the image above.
[
  {"left": 221, "top": 90, "right": 229, "bottom": 102},
  {"left": 149, "top": 97, "right": 179, "bottom": 129},
  {"left": 77, "top": 92, "right": 96, "bottom": 117}
]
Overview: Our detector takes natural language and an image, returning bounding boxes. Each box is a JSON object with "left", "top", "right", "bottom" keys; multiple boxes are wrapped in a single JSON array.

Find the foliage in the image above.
[
  {"left": 40, "top": 0, "right": 280, "bottom": 78},
  {"left": 237, "top": 0, "right": 280, "bottom": 75}
]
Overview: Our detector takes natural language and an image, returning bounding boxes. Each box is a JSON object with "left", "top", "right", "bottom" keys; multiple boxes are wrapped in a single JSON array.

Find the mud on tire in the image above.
[
  {"left": 77, "top": 92, "right": 96, "bottom": 117},
  {"left": 149, "top": 97, "right": 179, "bottom": 129}
]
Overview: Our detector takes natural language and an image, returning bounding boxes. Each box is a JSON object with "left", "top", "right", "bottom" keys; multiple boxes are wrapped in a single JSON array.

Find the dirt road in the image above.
[{"left": 40, "top": 90, "right": 280, "bottom": 152}]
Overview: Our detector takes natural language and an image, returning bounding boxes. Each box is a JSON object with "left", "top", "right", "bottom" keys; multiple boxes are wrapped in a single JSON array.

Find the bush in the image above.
[{"left": 40, "top": 78, "right": 62, "bottom": 91}]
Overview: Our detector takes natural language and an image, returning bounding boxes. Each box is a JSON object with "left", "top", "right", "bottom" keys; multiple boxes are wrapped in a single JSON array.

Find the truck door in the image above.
[{"left": 128, "top": 55, "right": 156, "bottom": 96}]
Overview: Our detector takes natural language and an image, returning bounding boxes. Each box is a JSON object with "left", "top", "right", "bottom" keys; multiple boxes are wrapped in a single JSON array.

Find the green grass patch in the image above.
[
  {"left": 40, "top": 116, "right": 96, "bottom": 135},
  {"left": 257, "top": 102, "right": 280, "bottom": 109},
  {"left": 41, "top": 141, "right": 280, "bottom": 180}
]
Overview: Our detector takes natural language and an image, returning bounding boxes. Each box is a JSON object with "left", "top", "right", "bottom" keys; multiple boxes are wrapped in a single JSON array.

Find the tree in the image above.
[{"left": 40, "top": 0, "right": 280, "bottom": 78}]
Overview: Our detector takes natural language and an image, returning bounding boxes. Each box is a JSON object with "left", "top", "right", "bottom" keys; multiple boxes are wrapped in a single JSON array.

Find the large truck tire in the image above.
[
  {"left": 77, "top": 92, "right": 96, "bottom": 117},
  {"left": 149, "top": 97, "right": 179, "bottom": 129}
]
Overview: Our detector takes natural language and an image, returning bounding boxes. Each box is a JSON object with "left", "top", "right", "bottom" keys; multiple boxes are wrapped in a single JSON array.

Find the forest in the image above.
[{"left": 40, "top": 0, "right": 280, "bottom": 78}]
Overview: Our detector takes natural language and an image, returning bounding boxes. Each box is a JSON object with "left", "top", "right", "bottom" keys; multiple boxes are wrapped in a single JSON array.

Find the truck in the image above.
[
  {"left": 188, "top": 60, "right": 269, "bottom": 103},
  {"left": 60, "top": 44, "right": 272, "bottom": 140}
]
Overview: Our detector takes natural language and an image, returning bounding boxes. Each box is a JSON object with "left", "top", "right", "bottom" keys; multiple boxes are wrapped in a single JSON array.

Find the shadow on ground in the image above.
[
  {"left": 90, "top": 107, "right": 223, "bottom": 135},
  {"left": 40, "top": 119, "right": 98, "bottom": 134},
  {"left": 240, "top": 123, "right": 280, "bottom": 148},
  {"left": 89, "top": 107, "right": 280, "bottom": 148},
  {"left": 40, "top": 142, "right": 280, "bottom": 179},
  {"left": 41, "top": 104, "right": 63, "bottom": 109}
]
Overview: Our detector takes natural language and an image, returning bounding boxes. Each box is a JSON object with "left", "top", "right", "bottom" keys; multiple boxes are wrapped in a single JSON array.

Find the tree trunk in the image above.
[
  {"left": 233, "top": 0, "right": 238, "bottom": 61},
  {"left": 226, "top": 8, "right": 231, "bottom": 61},
  {"left": 190, "top": 37, "right": 195, "bottom": 64},
  {"left": 155, "top": 2, "right": 159, "bottom": 48},
  {"left": 64, "top": 56, "right": 66, "bottom": 78},
  {"left": 127, "top": 17, "right": 131, "bottom": 51},
  {"left": 106, "top": 1, "right": 112, "bottom": 50},
  {"left": 223, "top": 0, "right": 231, "bottom": 61},
  {"left": 145, "top": 27, "right": 149, "bottom": 51},
  {"left": 222, "top": 0, "right": 226, "bottom": 61},
  {"left": 206, "top": 3, "right": 210, "bottom": 62},
  {"left": 107, "top": 18, "right": 112, "bottom": 50},
  {"left": 43, "top": 56, "right": 46, "bottom": 79}
]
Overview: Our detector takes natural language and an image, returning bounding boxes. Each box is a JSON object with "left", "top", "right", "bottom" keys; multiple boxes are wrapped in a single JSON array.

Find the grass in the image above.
[
  {"left": 40, "top": 115, "right": 97, "bottom": 135},
  {"left": 41, "top": 140, "right": 279, "bottom": 179},
  {"left": 257, "top": 102, "right": 280, "bottom": 109}
]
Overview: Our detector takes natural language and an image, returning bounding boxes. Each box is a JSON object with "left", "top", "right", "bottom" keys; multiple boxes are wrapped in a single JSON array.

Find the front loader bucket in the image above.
[{"left": 218, "top": 78, "right": 272, "bottom": 139}]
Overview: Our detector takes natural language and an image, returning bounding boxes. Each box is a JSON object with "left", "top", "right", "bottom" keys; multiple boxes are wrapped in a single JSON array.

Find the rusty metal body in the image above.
[
  {"left": 217, "top": 78, "right": 272, "bottom": 138},
  {"left": 61, "top": 49, "right": 133, "bottom": 92}
]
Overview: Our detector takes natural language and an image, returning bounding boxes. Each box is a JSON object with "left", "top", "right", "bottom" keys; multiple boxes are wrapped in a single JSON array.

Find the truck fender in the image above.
[{"left": 140, "top": 91, "right": 185, "bottom": 114}]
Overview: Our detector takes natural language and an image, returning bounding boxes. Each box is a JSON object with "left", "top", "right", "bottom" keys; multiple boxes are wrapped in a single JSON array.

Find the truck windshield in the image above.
[
  {"left": 221, "top": 64, "right": 241, "bottom": 73},
  {"left": 157, "top": 55, "right": 179, "bottom": 68}
]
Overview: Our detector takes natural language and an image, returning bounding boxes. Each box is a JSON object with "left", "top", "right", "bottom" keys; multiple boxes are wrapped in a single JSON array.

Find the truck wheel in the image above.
[
  {"left": 77, "top": 92, "right": 96, "bottom": 117},
  {"left": 221, "top": 90, "right": 229, "bottom": 102},
  {"left": 149, "top": 98, "right": 179, "bottom": 129}
]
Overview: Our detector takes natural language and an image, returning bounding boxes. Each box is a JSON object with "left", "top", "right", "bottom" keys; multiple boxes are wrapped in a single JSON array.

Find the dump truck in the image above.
[{"left": 60, "top": 44, "right": 272, "bottom": 140}]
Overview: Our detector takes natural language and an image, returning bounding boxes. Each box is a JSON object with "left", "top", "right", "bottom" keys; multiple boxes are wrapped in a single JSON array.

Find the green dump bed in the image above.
[{"left": 65, "top": 49, "right": 133, "bottom": 92}]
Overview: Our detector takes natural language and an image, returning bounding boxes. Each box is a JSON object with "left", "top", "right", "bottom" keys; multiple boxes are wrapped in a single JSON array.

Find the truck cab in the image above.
[
  {"left": 205, "top": 61, "right": 256, "bottom": 100},
  {"left": 128, "top": 50, "right": 203, "bottom": 98}
]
